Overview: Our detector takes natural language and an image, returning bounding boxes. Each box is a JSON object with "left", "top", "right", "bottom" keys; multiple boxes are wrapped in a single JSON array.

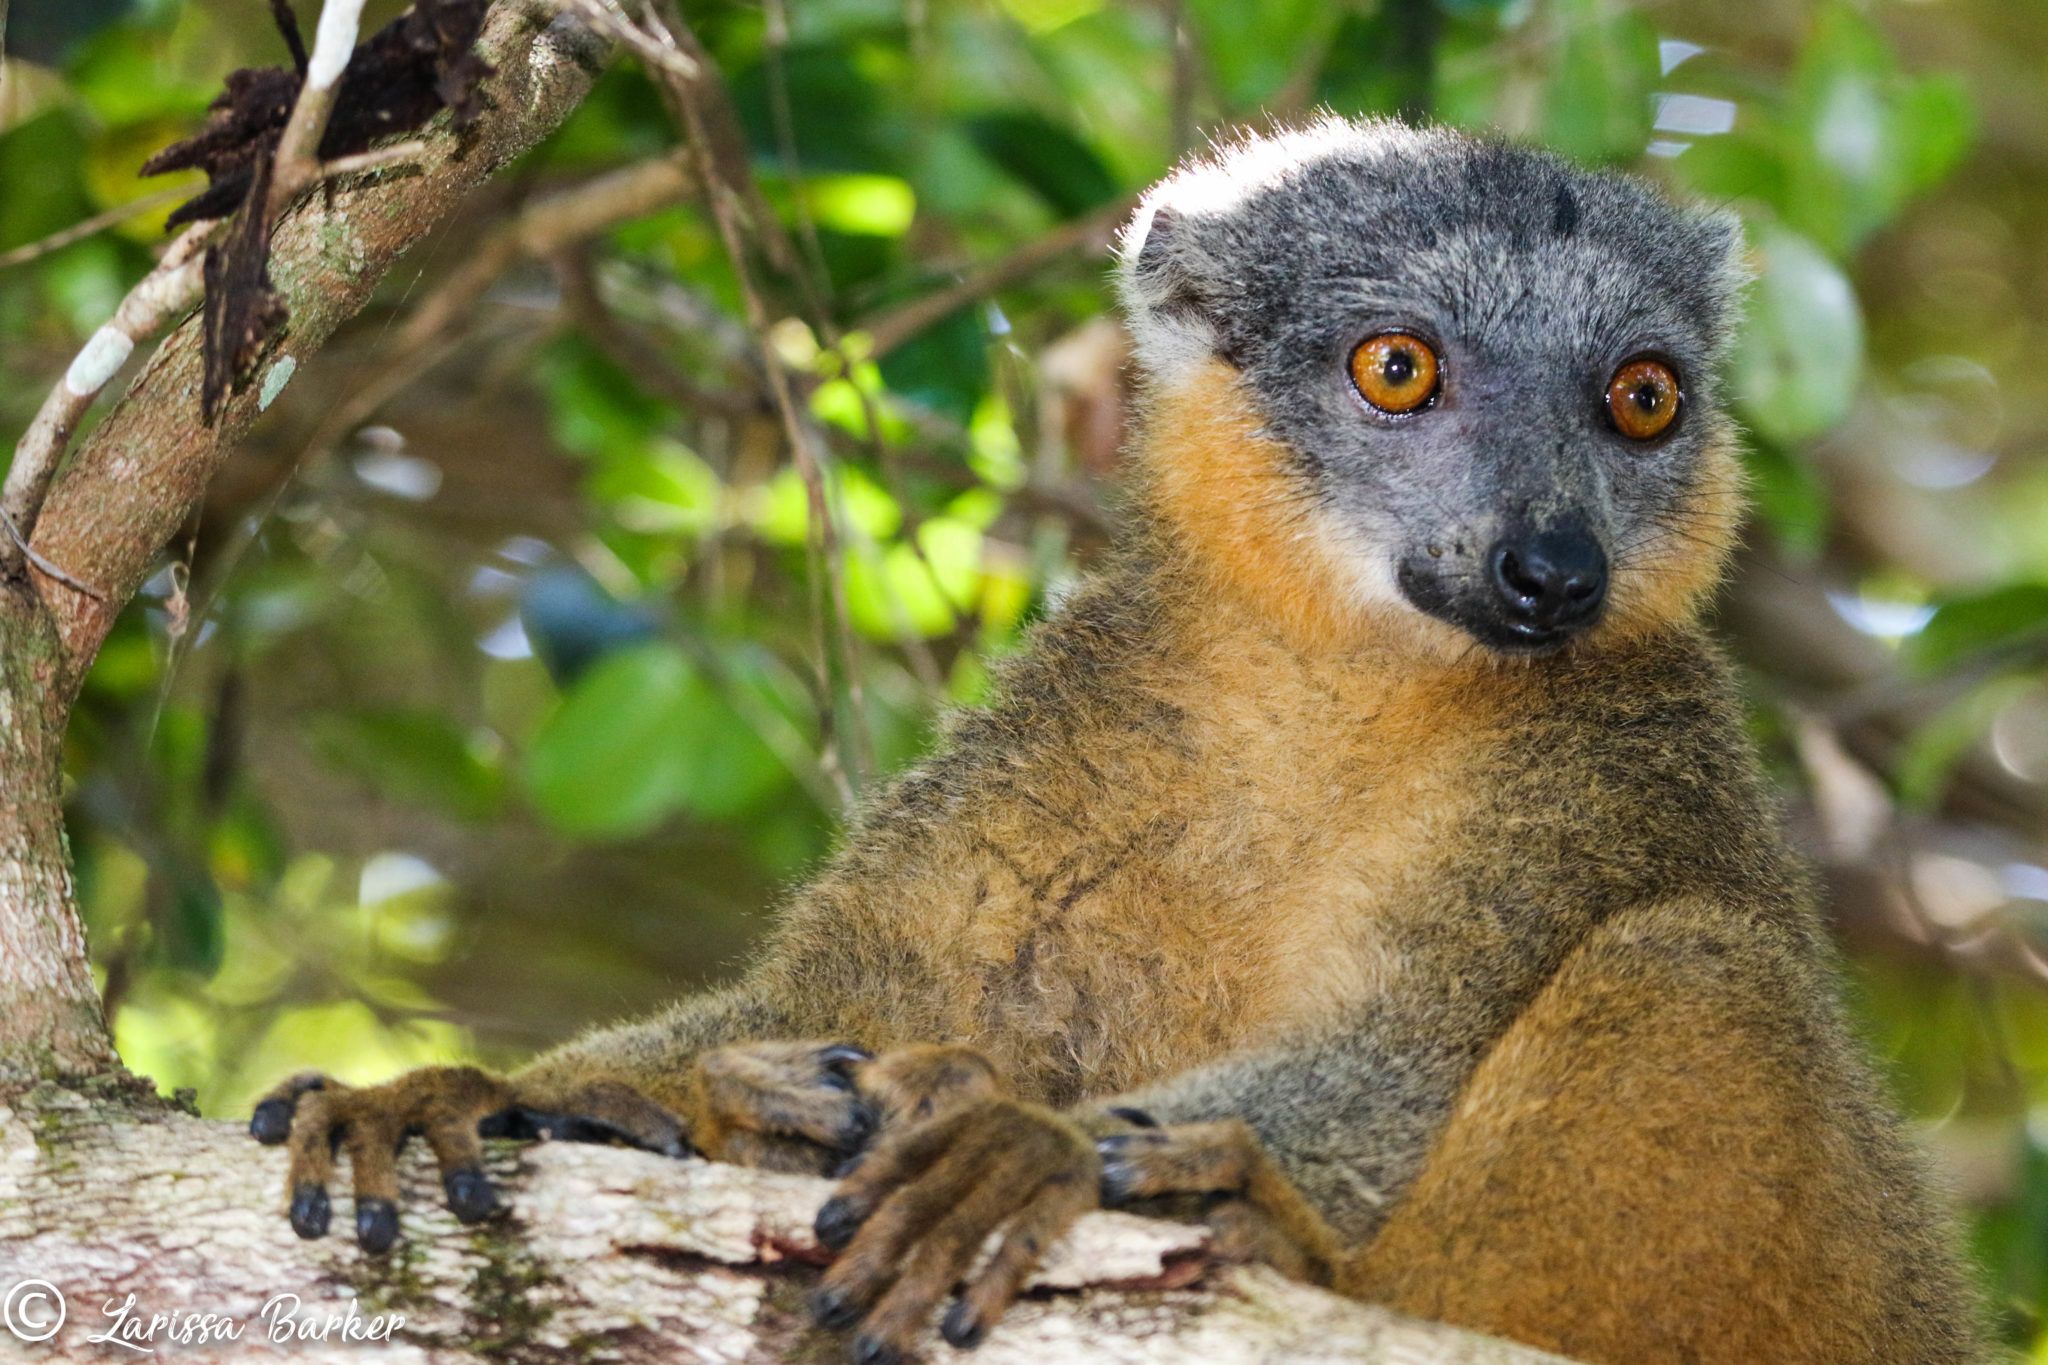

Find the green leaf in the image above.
[
  {"left": 669, "top": 655, "right": 803, "bottom": 822},
  {"left": 1187, "top": 0, "right": 1333, "bottom": 109},
  {"left": 1780, "top": 7, "right": 1975, "bottom": 252},
  {"left": 1907, "top": 584, "right": 2048, "bottom": 675},
  {"left": 1538, "top": 0, "right": 1661, "bottom": 165},
  {"left": 1741, "top": 437, "right": 1830, "bottom": 561},
  {"left": 846, "top": 518, "right": 983, "bottom": 639},
  {"left": 1893, "top": 674, "right": 2036, "bottom": 810},
  {"left": 311, "top": 709, "right": 506, "bottom": 823},
  {"left": 965, "top": 112, "right": 1119, "bottom": 219},
  {"left": 164, "top": 868, "right": 225, "bottom": 977},
  {"left": 538, "top": 335, "right": 674, "bottom": 459},
  {"left": 525, "top": 644, "right": 699, "bottom": 839},
  {"left": 803, "top": 174, "right": 918, "bottom": 236},
  {"left": 1734, "top": 226, "right": 1864, "bottom": 446},
  {"left": 523, "top": 643, "right": 795, "bottom": 838},
  {"left": 588, "top": 441, "right": 724, "bottom": 537}
]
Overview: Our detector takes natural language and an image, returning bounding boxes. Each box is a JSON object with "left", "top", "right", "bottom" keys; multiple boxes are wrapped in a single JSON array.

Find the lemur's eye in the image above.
[
  {"left": 1350, "top": 333, "right": 1440, "bottom": 414},
  {"left": 1606, "top": 358, "right": 1682, "bottom": 440}
]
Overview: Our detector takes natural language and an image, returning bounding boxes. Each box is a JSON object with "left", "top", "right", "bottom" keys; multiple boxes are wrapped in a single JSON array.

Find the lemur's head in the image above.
[{"left": 1118, "top": 118, "right": 1749, "bottom": 658}]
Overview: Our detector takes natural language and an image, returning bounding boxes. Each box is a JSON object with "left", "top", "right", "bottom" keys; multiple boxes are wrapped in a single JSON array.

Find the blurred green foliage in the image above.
[{"left": 6, "top": 0, "right": 2048, "bottom": 1347}]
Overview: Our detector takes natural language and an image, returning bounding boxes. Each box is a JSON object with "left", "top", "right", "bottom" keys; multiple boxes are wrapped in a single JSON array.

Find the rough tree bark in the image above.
[
  {"left": 0, "top": 4, "right": 1574, "bottom": 1360},
  {"left": 0, "top": 1084, "right": 1567, "bottom": 1363}
]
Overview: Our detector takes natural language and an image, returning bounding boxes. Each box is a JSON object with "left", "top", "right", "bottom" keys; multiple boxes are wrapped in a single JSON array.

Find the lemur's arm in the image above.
[
  {"left": 1089, "top": 1007, "right": 1482, "bottom": 1248},
  {"left": 244, "top": 985, "right": 891, "bottom": 1250}
]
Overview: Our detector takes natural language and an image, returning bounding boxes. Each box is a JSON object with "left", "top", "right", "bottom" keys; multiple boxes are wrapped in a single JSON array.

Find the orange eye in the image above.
[
  {"left": 1349, "top": 332, "right": 1440, "bottom": 414},
  {"left": 1606, "top": 358, "right": 1682, "bottom": 440}
]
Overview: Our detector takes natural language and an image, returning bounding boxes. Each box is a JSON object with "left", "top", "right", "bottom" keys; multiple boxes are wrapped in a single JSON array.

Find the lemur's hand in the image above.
[
  {"left": 1096, "top": 1116, "right": 1341, "bottom": 1287},
  {"left": 247, "top": 1041, "right": 875, "bottom": 1252},
  {"left": 808, "top": 1045, "right": 1099, "bottom": 1362},
  {"left": 686, "top": 1040, "right": 878, "bottom": 1172},
  {"left": 247, "top": 1066, "right": 687, "bottom": 1253}
]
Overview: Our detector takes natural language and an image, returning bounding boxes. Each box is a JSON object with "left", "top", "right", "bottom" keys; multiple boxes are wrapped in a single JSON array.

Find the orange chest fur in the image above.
[{"left": 955, "top": 663, "right": 1499, "bottom": 1102}]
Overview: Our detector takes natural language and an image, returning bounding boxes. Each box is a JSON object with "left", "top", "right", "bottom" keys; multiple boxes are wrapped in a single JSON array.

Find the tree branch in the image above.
[
  {"left": 24, "top": 0, "right": 614, "bottom": 696},
  {"left": 0, "top": 224, "right": 214, "bottom": 586},
  {"left": 2, "top": 1087, "right": 1575, "bottom": 1363},
  {"left": 858, "top": 195, "right": 1134, "bottom": 359},
  {"left": 268, "top": 0, "right": 369, "bottom": 210}
]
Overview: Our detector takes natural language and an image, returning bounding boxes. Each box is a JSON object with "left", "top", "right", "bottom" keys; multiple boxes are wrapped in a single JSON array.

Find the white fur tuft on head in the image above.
[{"left": 1114, "top": 116, "right": 1402, "bottom": 386}]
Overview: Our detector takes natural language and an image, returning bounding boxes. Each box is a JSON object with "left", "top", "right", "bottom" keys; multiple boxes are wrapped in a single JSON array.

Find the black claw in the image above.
[
  {"left": 1107, "top": 1106, "right": 1160, "bottom": 1129},
  {"left": 850, "top": 1334, "right": 902, "bottom": 1365},
  {"left": 444, "top": 1167, "right": 498, "bottom": 1223},
  {"left": 810, "top": 1284, "right": 862, "bottom": 1331},
  {"left": 815, "top": 1195, "right": 864, "bottom": 1252},
  {"left": 941, "top": 1299, "right": 986, "bottom": 1350},
  {"left": 819, "top": 1068, "right": 858, "bottom": 1094},
  {"left": 289, "top": 1184, "right": 331, "bottom": 1239},
  {"left": 829, "top": 1152, "right": 866, "bottom": 1180},
  {"left": 250, "top": 1099, "right": 295, "bottom": 1145},
  {"left": 1098, "top": 1161, "right": 1137, "bottom": 1207},
  {"left": 818, "top": 1043, "right": 874, "bottom": 1069},
  {"left": 355, "top": 1197, "right": 400, "bottom": 1254}
]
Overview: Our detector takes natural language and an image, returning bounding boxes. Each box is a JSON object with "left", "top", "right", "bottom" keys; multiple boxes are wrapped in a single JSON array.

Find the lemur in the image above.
[{"left": 247, "top": 119, "right": 1981, "bottom": 1364}]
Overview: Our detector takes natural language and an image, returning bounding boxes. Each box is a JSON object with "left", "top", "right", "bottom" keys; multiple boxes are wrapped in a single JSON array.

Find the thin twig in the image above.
[
  {"left": 0, "top": 187, "right": 191, "bottom": 270},
  {"left": 858, "top": 195, "right": 1134, "bottom": 359},
  {"left": 0, "top": 508, "right": 106, "bottom": 600},
  {"left": 316, "top": 138, "right": 429, "bottom": 182},
  {"left": 641, "top": 0, "right": 873, "bottom": 796},
  {"left": 392, "top": 154, "right": 693, "bottom": 354},
  {"left": 0, "top": 222, "right": 214, "bottom": 575},
  {"left": 551, "top": 0, "right": 700, "bottom": 81},
  {"left": 268, "top": 0, "right": 367, "bottom": 211}
]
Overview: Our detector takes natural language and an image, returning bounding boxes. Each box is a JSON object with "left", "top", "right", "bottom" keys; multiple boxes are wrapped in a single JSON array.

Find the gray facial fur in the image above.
[{"left": 1118, "top": 118, "right": 1749, "bottom": 653}]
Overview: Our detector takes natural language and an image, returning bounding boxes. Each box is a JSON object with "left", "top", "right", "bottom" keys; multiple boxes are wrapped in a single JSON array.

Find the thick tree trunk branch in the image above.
[
  {"left": 0, "top": 1084, "right": 1569, "bottom": 1363},
  {"left": 0, "top": 599, "right": 115, "bottom": 1086},
  {"left": 25, "top": 0, "right": 609, "bottom": 696},
  {"left": 0, "top": 0, "right": 611, "bottom": 1095}
]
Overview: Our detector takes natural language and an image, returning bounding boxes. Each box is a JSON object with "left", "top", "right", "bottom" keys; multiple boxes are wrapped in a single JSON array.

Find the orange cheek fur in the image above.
[
  {"left": 1138, "top": 361, "right": 1746, "bottom": 659},
  {"left": 1139, "top": 362, "right": 1384, "bottom": 654}
]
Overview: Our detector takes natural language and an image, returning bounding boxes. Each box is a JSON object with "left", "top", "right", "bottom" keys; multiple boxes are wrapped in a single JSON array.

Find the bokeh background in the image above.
[{"left": 5, "top": 0, "right": 2047, "bottom": 1346}]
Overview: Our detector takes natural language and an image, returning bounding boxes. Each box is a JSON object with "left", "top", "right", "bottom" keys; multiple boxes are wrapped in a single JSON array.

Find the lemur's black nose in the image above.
[{"left": 1488, "top": 529, "right": 1607, "bottom": 632}]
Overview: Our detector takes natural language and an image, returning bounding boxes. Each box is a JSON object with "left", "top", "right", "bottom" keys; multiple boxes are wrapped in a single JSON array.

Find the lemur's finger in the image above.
[
  {"left": 943, "top": 1170, "right": 1094, "bottom": 1350},
  {"left": 506, "top": 1079, "right": 690, "bottom": 1156},
  {"left": 809, "top": 1119, "right": 999, "bottom": 1331},
  {"left": 250, "top": 1071, "right": 332, "bottom": 1144},
  {"left": 852, "top": 1044, "right": 1002, "bottom": 1128},
  {"left": 283, "top": 1090, "right": 343, "bottom": 1239},
  {"left": 1096, "top": 1119, "right": 1251, "bottom": 1203},
  {"left": 693, "top": 1042, "right": 875, "bottom": 1154},
  {"left": 1201, "top": 1195, "right": 1323, "bottom": 1281},
  {"left": 421, "top": 1109, "right": 496, "bottom": 1225},
  {"left": 1096, "top": 1120, "right": 1342, "bottom": 1284},
  {"left": 814, "top": 1105, "right": 980, "bottom": 1252},
  {"left": 852, "top": 1143, "right": 1065, "bottom": 1364},
  {"left": 344, "top": 1104, "right": 408, "bottom": 1254},
  {"left": 720, "top": 1130, "right": 843, "bottom": 1175}
]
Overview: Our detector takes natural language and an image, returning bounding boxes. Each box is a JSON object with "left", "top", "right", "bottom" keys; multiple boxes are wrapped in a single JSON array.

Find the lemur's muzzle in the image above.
[{"left": 1486, "top": 526, "right": 1607, "bottom": 640}]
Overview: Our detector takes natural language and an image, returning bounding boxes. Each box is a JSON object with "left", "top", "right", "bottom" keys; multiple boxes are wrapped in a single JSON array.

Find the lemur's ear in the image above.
[
  {"left": 1117, "top": 201, "right": 1228, "bottom": 383},
  {"left": 1692, "top": 206, "right": 1753, "bottom": 355},
  {"left": 1129, "top": 206, "right": 1189, "bottom": 301}
]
